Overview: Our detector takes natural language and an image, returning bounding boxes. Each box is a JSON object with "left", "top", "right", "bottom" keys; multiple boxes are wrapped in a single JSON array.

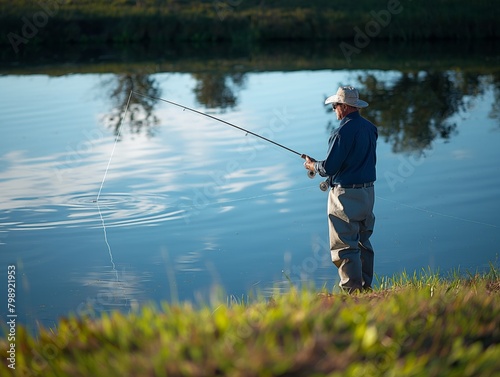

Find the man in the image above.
[{"left": 303, "top": 86, "right": 377, "bottom": 293}]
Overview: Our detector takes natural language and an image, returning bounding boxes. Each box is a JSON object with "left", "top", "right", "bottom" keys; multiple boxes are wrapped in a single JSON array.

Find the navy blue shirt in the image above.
[{"left": 315, "top": 111, "right": 377, "bottom": 186}]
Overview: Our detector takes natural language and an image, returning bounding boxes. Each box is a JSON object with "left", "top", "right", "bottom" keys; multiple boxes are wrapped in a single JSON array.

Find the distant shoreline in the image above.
[
  {"left": 1, "top": 39, "right": 499, "bottom": 74},
  {"left": 1, "top": 0, "right": 497, "bottom": 52}
]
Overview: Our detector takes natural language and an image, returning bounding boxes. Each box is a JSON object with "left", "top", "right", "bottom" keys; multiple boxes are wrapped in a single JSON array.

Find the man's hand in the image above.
[{"left": 301, "top": 154, "right": 317, "bottom": 172}]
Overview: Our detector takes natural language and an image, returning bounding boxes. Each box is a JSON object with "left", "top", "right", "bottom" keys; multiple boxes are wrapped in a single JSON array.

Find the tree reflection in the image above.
[
  {"left": 356, "top": 71, "right": 462, "bottom": 153},
  {"left": 326, "top": 70, "right": 496, "bottom": 154},
  {"left": 192, "top": 72, "right": 246, "bottom": 111},
  {"left": 101, "top": 73, "right": 161, "bottom": 139},
  {"left": 488, "top": 72, "right": 500, "bottom": 126}
]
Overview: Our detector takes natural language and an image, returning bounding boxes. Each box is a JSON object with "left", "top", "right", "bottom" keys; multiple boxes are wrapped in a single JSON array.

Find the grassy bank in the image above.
[
  {"left": 2, "top": 267, "right": 500, "bottom": 376},
  {"left": 0, "top": 0, "right": 498, "bottom": 51}
]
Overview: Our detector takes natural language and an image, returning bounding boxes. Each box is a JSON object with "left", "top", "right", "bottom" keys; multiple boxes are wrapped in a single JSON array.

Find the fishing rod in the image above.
[{"left": 133, "top": 91, "right": 316, "bottom": 178}]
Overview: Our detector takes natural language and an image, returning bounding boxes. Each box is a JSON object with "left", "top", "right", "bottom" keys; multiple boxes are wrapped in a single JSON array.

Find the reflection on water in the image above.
[
  {"left": 193, "top": 72, "right": 247, "bottom": 111},
  {"left": 97, "top": 62, "right": 499, "bottom": 155},
  {"left": 358, "top": 71, "right": 499, "bottom": 153},
  {"left": 75, "top": 268, "right": 144, "bottom": 317},
  {"left": 1, "top": 43, "right": 500, "bottom": 333},
  {"left": 100, "top": 73, "right": 162, "bottom": 138}
]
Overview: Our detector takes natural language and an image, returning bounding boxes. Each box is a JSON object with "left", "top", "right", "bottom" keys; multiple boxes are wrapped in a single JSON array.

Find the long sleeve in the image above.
[
  {"left": 315, "top": 128, "right": 355, "bottom": 177},
  {"left": 312, "top": 111, "right": 377, "bottom": 185}
]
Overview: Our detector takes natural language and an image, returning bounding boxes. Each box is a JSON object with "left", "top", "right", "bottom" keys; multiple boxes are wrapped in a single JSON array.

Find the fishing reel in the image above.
[
  {"left": 307, "top": 170, "right": 329, "bottom": 191},
  {"left": 308, "top": 172, "right": 329, "bottom": 191},
  {"left": 302, "top": 154, "right": 328, "bottom": 191},
  {"left": 319, "top": 179, "right": 329, "bottom": 192},
  {"left": 303, "top": 154, "right": 317, "bottom": 179}
]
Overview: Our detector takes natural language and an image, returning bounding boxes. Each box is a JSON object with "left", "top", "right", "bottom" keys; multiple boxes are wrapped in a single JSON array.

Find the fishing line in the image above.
[
  {"left": 97, "top": 201, "right": 118, "bottom": 281},
  {"left": 96, "top": 90, "right": 133, "bottom": 202},
  {"left": 132, "top": 91, "right": 315, "bottom": 178},
  {"left": 98, "top": 90, "right": 498, "bottom": 232},
  {"left": 95, "top": 90, "right": 133, "bottom": 281},
  {"left": 133, "top": 91, "right": 302, "bottom": 156},
  {"left": 376, "top": 195, "right": 499, "bottom": 229}
]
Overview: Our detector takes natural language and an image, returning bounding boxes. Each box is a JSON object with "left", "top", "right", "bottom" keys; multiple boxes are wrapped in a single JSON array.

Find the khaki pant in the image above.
[{"left": 327, "top": 185, "right": 375, "bottom": 292}]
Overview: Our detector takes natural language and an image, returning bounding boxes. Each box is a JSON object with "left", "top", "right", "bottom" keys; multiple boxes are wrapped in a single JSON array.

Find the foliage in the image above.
[
  {"left": 0, "top": 0, "right": 497, "bottom": 48},
  {"left": 1, "top": 266, "right": 500, "bottom": 376}
]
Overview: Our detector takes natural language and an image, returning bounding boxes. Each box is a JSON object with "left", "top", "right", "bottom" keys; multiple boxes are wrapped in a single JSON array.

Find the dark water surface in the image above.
[{"left": 1, "top": 42, "right": 499, "bottom": 332}]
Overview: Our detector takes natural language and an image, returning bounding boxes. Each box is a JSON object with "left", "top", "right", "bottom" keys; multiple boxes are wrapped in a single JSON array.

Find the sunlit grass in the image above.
[{"left": 1, "top": 264, "right": 499, "bottom": 376}]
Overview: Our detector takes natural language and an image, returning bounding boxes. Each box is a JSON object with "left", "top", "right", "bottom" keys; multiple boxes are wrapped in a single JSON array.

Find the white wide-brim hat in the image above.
[{"left": 324, "top": 86, "right": 369, "bottom": 108}]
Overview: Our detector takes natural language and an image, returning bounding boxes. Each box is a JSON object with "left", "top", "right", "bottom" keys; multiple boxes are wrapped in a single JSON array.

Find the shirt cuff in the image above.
[{"left": 314, "top": 161, "right": 327, "bottom": 177}]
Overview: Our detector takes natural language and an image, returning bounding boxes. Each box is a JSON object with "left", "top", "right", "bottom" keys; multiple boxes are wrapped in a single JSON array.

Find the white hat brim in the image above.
[
  {"left": 324, "top": 94, "right": 339, "bottom": 105},
  {"left": 324, "top": 95, "right": 369, "bottom": 108}
]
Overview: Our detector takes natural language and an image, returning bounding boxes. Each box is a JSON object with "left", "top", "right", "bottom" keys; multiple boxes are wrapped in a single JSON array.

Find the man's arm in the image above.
[{"left": 315, "top": 130, "right": 355, "bottom": 177}]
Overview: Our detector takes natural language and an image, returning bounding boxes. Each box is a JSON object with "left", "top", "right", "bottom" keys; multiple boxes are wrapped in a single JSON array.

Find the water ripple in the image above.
[{"left": 6, "top": 193, "right": 185, "bottom": 231}]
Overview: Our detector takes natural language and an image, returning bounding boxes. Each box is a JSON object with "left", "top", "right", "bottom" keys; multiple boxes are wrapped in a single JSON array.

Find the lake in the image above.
[{"left": 1, "top": 42, "right": 499, "bottom": 333}]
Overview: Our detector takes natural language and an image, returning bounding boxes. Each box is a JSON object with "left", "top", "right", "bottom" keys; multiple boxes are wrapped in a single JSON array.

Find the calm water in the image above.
[{"left": 1, "top": 62, "right": 499, "bottom": 332}]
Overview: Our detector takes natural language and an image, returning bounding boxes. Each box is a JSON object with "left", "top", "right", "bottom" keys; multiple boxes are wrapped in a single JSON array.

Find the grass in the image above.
[{"left": 2, "top": 265, "right": 500, "bottom": 376}]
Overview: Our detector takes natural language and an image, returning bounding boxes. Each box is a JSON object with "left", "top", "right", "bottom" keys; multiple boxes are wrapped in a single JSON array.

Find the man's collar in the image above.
[{"left": 340, "top": 110, "right": 360, "bottom": 126}]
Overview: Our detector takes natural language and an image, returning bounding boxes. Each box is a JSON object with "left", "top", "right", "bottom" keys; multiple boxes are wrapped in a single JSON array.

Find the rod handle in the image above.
[{"left": 302, "top": 154, "right": 316, "bottom": 178}]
